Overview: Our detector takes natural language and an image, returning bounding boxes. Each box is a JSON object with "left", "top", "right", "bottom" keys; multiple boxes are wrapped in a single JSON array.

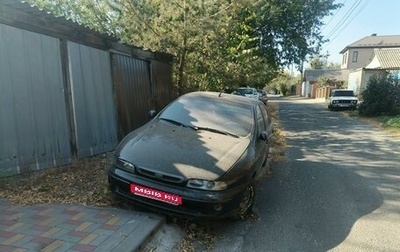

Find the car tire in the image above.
[{"left": 233, "top": 183, "right": 255, "bottom": 220}]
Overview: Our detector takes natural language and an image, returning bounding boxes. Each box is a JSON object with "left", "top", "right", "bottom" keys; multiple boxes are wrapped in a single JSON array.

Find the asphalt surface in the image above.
[{"left": 207, "top": 97, "right": 400, "bottom": 252}]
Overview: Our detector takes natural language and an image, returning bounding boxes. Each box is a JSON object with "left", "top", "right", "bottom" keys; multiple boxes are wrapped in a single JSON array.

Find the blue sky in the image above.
[{"left": 319, "top": 0, "right": 400, "bottom": 64}]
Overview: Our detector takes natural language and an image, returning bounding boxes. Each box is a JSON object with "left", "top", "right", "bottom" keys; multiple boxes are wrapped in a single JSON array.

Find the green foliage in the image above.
[
  {"left": 309, "top": 56, "right": 340, "bottom": 70},
  {"left": 317, "top": 76, "right": 345, "bottom": 88},
  {"left": 268, "top": 72, "right": 294, "bottom": 96},
  {"left": 27, "top": 0, "right": 340, "bottom": 94},
  {"left": 27, "top": 0, "right": 118, "bottom": 34},
  {"left": 359, "top": 74, "right": 400, "bottom": 117},
  {"left": 258, "top": 0, "right": 341, "bottom": 69},
  {"left": 386, "top": 117, "right": 400, "bottom": 128},
  {"left": 325, "top": 62, "right": 341, "bottom": 70},
  {"left": 310, "top": 57, "right": 325, "bottom": 69}
]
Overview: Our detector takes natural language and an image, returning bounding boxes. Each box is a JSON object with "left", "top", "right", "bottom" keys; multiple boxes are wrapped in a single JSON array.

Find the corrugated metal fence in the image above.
[
  {"left": 68, "top": 42, "right": 118, "bottom": 158},
  {"left": 112, "top": 54, "right": 153, "bottom": 138},
  {"left": 0, "top": 22, "right": 174, "bottom": 177},
  {"left": 0, "top": 24, "right": 72, "bottom": 175}
]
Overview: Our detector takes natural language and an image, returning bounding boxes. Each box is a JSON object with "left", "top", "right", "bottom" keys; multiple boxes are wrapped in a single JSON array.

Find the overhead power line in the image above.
[
  {"left": 321, "top": 0, "right": 348, "bottom": 32},
  {"left": 321, "top": 0, "right": 370, "bottom": 56},
  {"left": 327, "top": 0, "right": 370, "bottom": 43},
  {"left": 325, "top": 0, "right": 363, "bottom": 40}
]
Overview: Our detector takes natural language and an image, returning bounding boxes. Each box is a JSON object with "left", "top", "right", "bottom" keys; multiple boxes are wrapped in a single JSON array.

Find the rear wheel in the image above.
[{"left": 233, "top": 184, "right": 255, "bottom": 220}]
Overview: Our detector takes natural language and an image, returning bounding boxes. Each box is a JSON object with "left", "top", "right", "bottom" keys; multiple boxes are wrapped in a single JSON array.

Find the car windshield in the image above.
[
  {"left": 333, "top": 90, "right": 355, "bottom": 97},
  {"left": 237, "top": 88, "right": 254, "bottom": 95},
  {"left": 159, "top": 95, "right": 253, "bottom": 137}
]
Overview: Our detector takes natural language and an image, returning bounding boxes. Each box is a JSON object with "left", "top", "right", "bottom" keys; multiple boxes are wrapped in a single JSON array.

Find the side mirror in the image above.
[
  {"left": 149, "top": 110, "right": 157, "bottom": 119},
  {"left": 259, "top": 131, "right": 268, "bottom": 141}
]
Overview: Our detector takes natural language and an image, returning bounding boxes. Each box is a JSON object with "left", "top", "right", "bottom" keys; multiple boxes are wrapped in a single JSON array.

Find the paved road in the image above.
[{"left": 209, "top": 97, "right": 400, "bottom": 252}]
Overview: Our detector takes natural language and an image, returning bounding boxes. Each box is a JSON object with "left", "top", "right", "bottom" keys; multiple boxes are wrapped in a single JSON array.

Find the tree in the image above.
[
  {"left": 267, "top": 72, "right": 294, "bottom": 96},
  {"left": 26, "top": 0, "right": 118, "bottom": 34},
  {"left": 308, "top": 56, "right": 341, "bottom": 70},
  {"left": 27, "top": 0, "right": 340, "bottom": 94},
  {"left": 317, "top": 76, "right": 345, "bottom": 89},
  {"left": 326, "top": 62, "right": 341, "bottom": 69},
  {"left": 309, "top": 57, "right": 325, "bottom": 69},
  {"left": 257, "top": 0, "right": 341, "bottom": 70}
]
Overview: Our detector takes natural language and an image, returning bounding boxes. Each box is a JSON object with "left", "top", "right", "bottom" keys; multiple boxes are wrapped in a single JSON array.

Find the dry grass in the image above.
[
  {"left": 0, "top": 152, "right": 133, "bottom": 210},
  {"left": 267, "top": 102, "right": 287, "bottom": 161}
]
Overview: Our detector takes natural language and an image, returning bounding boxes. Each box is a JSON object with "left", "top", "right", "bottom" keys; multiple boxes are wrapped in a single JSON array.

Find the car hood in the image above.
[{"left": 118, "top": 121, "right": 250, "bottom": 181}]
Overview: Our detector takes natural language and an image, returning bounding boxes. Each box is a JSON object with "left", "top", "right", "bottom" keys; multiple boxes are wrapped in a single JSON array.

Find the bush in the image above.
[
  {"left": 359, "top": 74, "right": 400, "bottom": 117},
  {"left": 386, "top": 117, "right": 400, "bottom": 128}
]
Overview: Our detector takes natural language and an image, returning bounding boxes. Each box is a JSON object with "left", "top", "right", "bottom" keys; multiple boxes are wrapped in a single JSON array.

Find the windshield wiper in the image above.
[
  {"left": 159, "top": 118, "right": 197, "bottom": 130},
  {"left": 196, "top": 126, "right": 239, "bottom": 138}
]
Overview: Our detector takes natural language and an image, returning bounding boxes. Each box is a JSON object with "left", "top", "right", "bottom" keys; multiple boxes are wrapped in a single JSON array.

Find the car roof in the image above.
[
  {"left": 182, "top": 91, "right": 262, "bottom": 106},
  {"left": 237, "top": 87, "right": 256, "bottom": 90}
]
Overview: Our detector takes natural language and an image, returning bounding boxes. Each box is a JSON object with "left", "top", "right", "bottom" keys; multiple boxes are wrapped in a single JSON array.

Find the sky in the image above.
[{"left": 319, "top": 0, "right": 400, "bottom": 64}]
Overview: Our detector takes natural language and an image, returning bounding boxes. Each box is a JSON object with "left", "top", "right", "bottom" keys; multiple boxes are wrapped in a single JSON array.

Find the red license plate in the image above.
[{"left": 130, "top": 183, "right": 182, "bottom": 205}]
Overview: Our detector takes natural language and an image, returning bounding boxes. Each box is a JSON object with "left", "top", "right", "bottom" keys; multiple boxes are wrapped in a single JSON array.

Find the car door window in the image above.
[
  {"left": 259, "top": 104, "right": 274, "bottom": 137},
  {"left": 260, "top": 105, "right": 271, "bottom": 126},
  {"left": 256, "top": 105, "right": 266, "bottom": 135}
]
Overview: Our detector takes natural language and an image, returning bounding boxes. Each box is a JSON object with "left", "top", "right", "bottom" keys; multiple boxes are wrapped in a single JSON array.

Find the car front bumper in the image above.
[
  {"left": 330, "top": 101, "right": 358, "bottom": 109},
  {"left": 107, "top": 166, "right": 247, "bottom": 219}
]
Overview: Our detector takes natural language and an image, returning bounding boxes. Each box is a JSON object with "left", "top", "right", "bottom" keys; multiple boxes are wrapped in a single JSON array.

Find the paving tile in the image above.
[
  {"left": 41, "top": 227, "right": 62, "bottom": 238},
  {"left": 98, "top": 224, "right": 119, "bottom": 231},
  {"left": 7, "top": 234, "right": 34, "bottom": 248},
  {"left": 41, "top": 239, "right": 64, "bottom": 252},
  {"left": 86, "top": 234, "right": 110, "bottom": 247},
  {"left": 0, "top": 244, "right": 18, "bottom": 252},
  {"left": 4, "top": 222, "right": 24, "bottom": 232},
  {"left": 76, "top": 222, "right": 102, "bottom": 234},
  {"left": 1, "top": 233, "right": 25, "bottom": 246},
  {"left": 78, "top": 233, "right": 98, "bottom": 245},
  {"left": 71, "top": 243, "right": 96, "bottom": 252},
  {"left": 1, "top": 230, "right": 17, "bottom": 239},
  {"left": 31, "top": 236, "right": 54, "bottom": 245}
]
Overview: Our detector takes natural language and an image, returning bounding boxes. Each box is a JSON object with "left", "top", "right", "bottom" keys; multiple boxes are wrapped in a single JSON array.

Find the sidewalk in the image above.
[{"left": 0, "top": 199, "right": 164, "bottom": 252}]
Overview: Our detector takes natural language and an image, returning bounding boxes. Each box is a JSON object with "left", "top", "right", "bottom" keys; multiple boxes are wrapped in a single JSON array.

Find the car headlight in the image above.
[
  {"left": 187, "top": 179, "right": 228, "bottom": 191},
  {"left": 332, "top": 100, "right": 338, "bottom": 104},
  {"left": 352, "top": 100, "right": 358, "bottom": 104},
  {"left": 116, "top": 158, "right": 135, "bottom": 172}
]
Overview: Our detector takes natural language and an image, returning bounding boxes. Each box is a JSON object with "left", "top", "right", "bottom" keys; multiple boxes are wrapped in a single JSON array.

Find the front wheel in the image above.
[{"left": 233, "top": 184, "right": 255, "bottom": 220}]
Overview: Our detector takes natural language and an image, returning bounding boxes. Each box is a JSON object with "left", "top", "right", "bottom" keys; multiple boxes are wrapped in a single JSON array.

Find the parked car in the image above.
[
  {"left": 257, "top": 89, "right": 268, "bottom": 104},
  {"left": 327, "top": 89, "right": 358, "bottom": 110},
  {"left": 108, "top": 91, "right": 274, "bottom": 219},
  {"left": 232, "top": 87, "right": 260, "bottom": 100}
]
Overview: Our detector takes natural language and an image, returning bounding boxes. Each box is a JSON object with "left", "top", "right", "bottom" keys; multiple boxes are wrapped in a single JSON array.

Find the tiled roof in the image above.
[
  {"left": 340, "top": 35, "right": 400, "bottom": 53},
  {"left": 364, "top": 48, "right": 400, "bottom": 70}
]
